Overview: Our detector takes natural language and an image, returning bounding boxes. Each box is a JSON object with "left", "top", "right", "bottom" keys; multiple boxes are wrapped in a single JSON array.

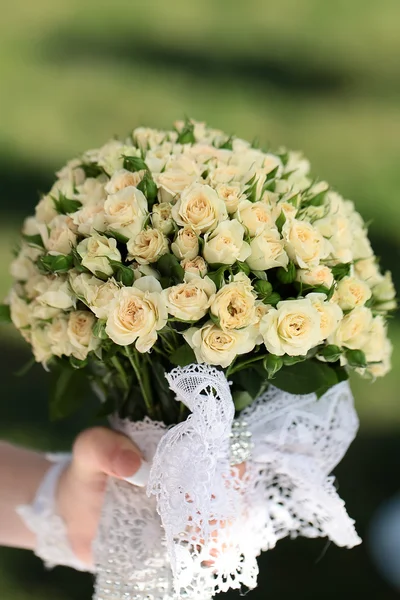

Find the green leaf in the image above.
[
  {"left": 123, "top": 155, "right": 148, "bottom": 172},
  {"left": 271, "top": 360, "right": 339, "bottom": 395},
  {"left": 233, "top": 390, "right": 253, "bottom": 411},
  {"left": 79, "top": 163, "right": 105, "bottom": 178},
  {"left": 38, "top": 254, "right": 74, "bottom": 274},
  {"left": 236, "top": 262, "right": 251, "bottom": 276},
  {"left": 345, "top": 348, "right": 367, "bottom": 368},
  {"left": 277, "top": 261, "right": 296, "bottom": 284},
  {"left": 209, "top": 312, "right": 221, "bottom": 326},
  {"left": 117, "top": 265, "right": 135, "bottom": 287},
  {"left": 53, "top": 193, "right": 82, "bottom": 215},
  {"left": 14, "top": 357, "right": 36, "bottom": 377},
  {"left": 176, "top": 119, "right": 195, "bottom": 144},
  {"left": 263, "top": 354, "right": 284, "bottom": 379},
  {"left": 0, "top": 304, "right": 11, "bottom": 323},
  {"left": 169, "top": 344, "right": 196, "bottom": 367},
  {"left": 282, "top": 354, "right": 307, "bottom": 366},
  {"left": 107, "top": 229, "right": 130, "bottom": 244},
  {"left": 303, "top": 189, "right": 328, "bottom": 207},
  {"left": 331, "top": 263, "right": 352, "bottom": 281},
  {"left": 218, "top": 136, "right": 233, "bottom": 150},
  {"left": 93, "top": 319, "right": 109, "bottom": 340},
  {"left": 207, "top": 265, "right": 228, "bottom": 289},
  {"left": 275, "top": 210, "right": 286, "bottom": 234},
  {"left": 22, "top": 233, "right": 45, "bottom": 248},
  {"left": 318, "top": 345, "right": 342, "bottom": 363},
  {"left": 69, "top": 356, "right": 88, "bottom": 369},
  {"left": 137, "top": 171, "right": 158, "bottom": 204},
  {"left": 265, "top": 165, "right": 279, "bottom": 181},
  {"left": 264, "top": 292, "right": 281, "bottom": 306},
  {"left": 157, "top": 254, "right": 185, "bottom": 285}
]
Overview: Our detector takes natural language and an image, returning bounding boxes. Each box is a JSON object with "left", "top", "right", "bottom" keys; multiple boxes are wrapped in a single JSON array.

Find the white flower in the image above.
[
  {"left": 75, "top": 177, "right": 107, "bottom": 205},
  {"left": 215, "top": 183, "right": 245, "bottom": 214},
  {"left": 351, "top": 227, "right": 374, "bottom": 261},
  {"left": 296, "top": 265, "right": 334, "bottom": 289},
  {"left": 9, "top": 289, "right": 31, "bottom": 330},
  {"left": 336, "top": 276, "right": 372, "bottom": 311},
  {"left": 69, "top": 272, "right": 119, "bottom": 319},
  {"left": 152, "top": 202, "right": 174, "bottom": 235},
  {"left": 184, "top": 322, "right": 256, "bottom": 368},
  {"left": 130, "top": 263, "right": 161, "bottom": 281},
  {"left": 307, "top": 293, "right": 343, "bottom": 341},
  {"left": 77, "top": 234, "right": 121, "bottom": 276},
  {"left": 68, "top": 310, "right": 99, "bottom": 360},
  {"left": 35, "top": 194, "right": 58, "bottom": 224},
  {"left": 10, "top": 244, "right": 43, "bottom": 282},
  {"left": 105, "top": 169, "right": 145, "bottom": 195},
  {"left": 72, "top": 202, "right": 107, "bottom": 237},
  {"left": 31, "top": 324, "right": 52, "bottom": 363},
  {"left": 273, "top": 200, "right": 298, "bottom": 221},
  {"left": 36, "top": 276, "right": 75, "bottom": 310},
  {"left": 171, "top": 227, "right": 199, "bottom": 261},
  {"left": 56, "top": 158, "right": 86, "bottom": 187},
  {"left": 104, "top": 186, "right": 148, "bottom": 239},
  {"left": 354, "top": 257, "right": 383, "bottom": 288},
  {"left": 105, "top": 277, "right": 167, "bottom": 351},
  {"left": 373, "top": 271, "right": 396, "bottom": 309},
  {"left": 161, "top": 276, "right": 216, "bottom": 321},
  {"left": 95, "top": 140, "right": 138, "bottom": 174},
  {"left": 236, "top": 200, "right": 275, "bottom": 236},
  {"left": 361, "top": 316, "right": 390, "bottom": 364},
  {"left": 203, "top": 220, "right": 251, "bottom": 266},
  {"left": 47, "top": 314, "right": 74, "bottom": 358},
  {"left": 329, "top": 306, "right": 373, "bottom": 350},
  {"left": 40, "top": 215, "right": 77, "bottom": 256},
  {"left": 133, "top": 127, "right": 166, "bottom": 150},
  {"left": 260, "top": 298, "right": 322, "bottom": 356},
  {"left": 210, "top": 273, "right": 256, "bottom": 330},
  {"left": 22, "top": 217, "right": 42, "bottom": 237},
  {"left": 171, "top": 183, "right": 227, "bottom": 234},
  {"left": 246, "top": 227, "right": 288, "bottom": 271},
  {"left": 181, "top": 256, "right": 208, "bottom": 279},
  {"left": 127, "top": 228, "right": 169, "bottom": 264},
  {"left": 282, "top": 219, "right": 331, "bottom": 269},
  {"left": 156, "top": 170, "right": 197, "bottom": 203}
]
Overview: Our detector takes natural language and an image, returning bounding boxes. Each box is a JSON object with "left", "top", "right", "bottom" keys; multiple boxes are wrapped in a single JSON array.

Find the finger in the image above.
[{"left": 72, "top": 427, "right": 150, "bottom": 487}]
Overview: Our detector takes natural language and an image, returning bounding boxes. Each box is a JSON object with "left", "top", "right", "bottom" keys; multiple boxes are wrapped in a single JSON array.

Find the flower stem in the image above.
[
  {"left": 125, "top": 346, "right": 155, "bottom": 418},
  {"left": 226, "top": 355, "right": 266, "bottom": 377},
  {"left": 110, "top": 355, "right": 130, "bottom": 394}
]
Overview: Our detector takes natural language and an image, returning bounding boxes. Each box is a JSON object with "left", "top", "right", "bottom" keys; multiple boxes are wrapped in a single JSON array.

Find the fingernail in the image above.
[{"left": 122, "top": 460, "right": 151, "bottom": 487}]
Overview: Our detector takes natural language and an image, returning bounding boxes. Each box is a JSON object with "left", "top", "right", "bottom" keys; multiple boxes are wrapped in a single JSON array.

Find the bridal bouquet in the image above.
[{"left": 2, "top": 119, "right": 396, "bottom": 599}]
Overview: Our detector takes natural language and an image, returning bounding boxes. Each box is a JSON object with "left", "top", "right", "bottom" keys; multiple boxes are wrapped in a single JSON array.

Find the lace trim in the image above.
[{"left": 17, "top": 454, "right": 92, "bottom": 572}]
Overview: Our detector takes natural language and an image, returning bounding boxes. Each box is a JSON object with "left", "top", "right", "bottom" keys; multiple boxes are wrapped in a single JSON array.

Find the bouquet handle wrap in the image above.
[{"left": 93, "top": 365, "right": 361, "bottom": 600}]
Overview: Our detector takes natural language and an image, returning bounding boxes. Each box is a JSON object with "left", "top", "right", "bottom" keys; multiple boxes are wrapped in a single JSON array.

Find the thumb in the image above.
[{"left": 72, "top": 427, "right": 150, "bottom": 487}]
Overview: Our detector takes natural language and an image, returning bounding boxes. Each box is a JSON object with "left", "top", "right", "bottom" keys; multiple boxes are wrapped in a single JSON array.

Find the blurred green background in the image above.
[{"left": 0, "top": 0, "right": 399, "bottom": 598}]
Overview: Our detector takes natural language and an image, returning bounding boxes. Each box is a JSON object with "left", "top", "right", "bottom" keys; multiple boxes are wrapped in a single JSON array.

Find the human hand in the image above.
[{"left": 56, "top": 427, "right": 148, "bottom": 566}]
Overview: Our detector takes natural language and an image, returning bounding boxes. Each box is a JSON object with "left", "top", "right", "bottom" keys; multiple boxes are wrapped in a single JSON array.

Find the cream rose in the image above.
[
  {"left": 246, "top": 227, "right": 288, "bottom": 271},
  {"left": 260, "top": 298, "right": 322, "bottom": 356},
  {"left": 77, "top": 234, "right": 121, "bottom": 276},
  {"left": 236, "top": 200, "right": 275, "bottom": 236},
  {"left": 296, "top": 265, "right": 334, "bottom": 289},
  {"left": 361, "top": 316, "right": 389, "bottom": 364},
  {"left": 104, "top": 186, "right": 148, "bottom": 239},
  {"left": 329, "top": 306, "right": 373, "bottom": 350},
  {"left": 354, "top": 257, "right": 383, "bottom": 288},
  {"left": 216, "top": 183, "right": 245, "bottom": 214},
  {"left": 156, "top": 170, "right": 197, "bottom": 203},
  {"left": 68, "top": 310, "right": 99, "bottom": 360},
  {"left": 47, "top": 314, "right": 74, "bottom": 358},
  {"left": 10, "top": 244, "right": 43, "bottom": 282},
  {"left": 35, "top": 194, "right": 58, "bottom": 224},
  {"left": 373, "top": 271, "right": 396, "bottom": 308},
  {"left": 336, "top": 276, "right": 372, "bottom": 311},
  {"left": 105, "top": 276, "right": 167, "bottom": 352},
  {"left": 171, "top": 227, "right": 199, "bottom": 261},
  {"left": 367, "top": 336, "right": 393, "bottom": 378},
  {"left": 171, "top": 183, "right": 227, "bottom": 233},
  {"left": 282, "top": 219, "right": 331, "bottom": 269},
  {"left": 127, "top": 228, "right": 169, "bottom": 264},
  {"left": 72, "top": 202, "right": 107, "bottom": 237},
  {"left": 161, "top": 276, "right": 216, "bottom": 321},
  {"left": 183, "top": 321, "right": 256, "bottom": 368},
  {"left": 203, "top": 220, "right": 251, "bottom": 266},
  {"left": 181, "top": 256, "right": 208, "bottom": 279},
  {"left": 105, "top": 169, "right": 145, "bottom": 194},
  {"left": 130, "top": 263, "right": 161, "bottom": 281},
  {"left": 40, "top": 215, "right": 77, "bottom": 256},
  {"left": 31, "top": 324, "right": 52, "bottom": 363},
  {"left": 9, "top": 289, "right": 31, "bottom": 330},
  {"left": 36, "top": 276, "right": 75, "bottom": 310},
  {"left": 69, "top": 272, "right": 119, "bottom": 319},
  {"left": 152, "top": 202, "right": 174, "bottom": 235},
  {"left": 89, "top": 279, "right": 120, "bottom": 320},
  {"left": 307, "top": 293, "right": 343, "bottom": 341},
  {"left": 210, "top": 274, "right": 256, "bottom": 330}
]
